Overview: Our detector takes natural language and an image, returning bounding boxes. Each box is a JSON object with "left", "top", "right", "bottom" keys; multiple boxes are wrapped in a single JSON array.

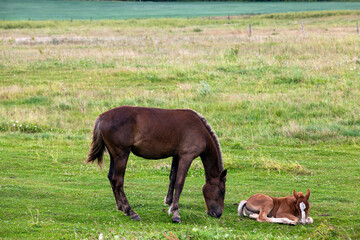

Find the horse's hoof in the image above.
[
  {"left": 172, "top": 217, "right": 181, "bottom": 223},
  {"left": 131, "top": 214, "right": 141, "bottom": 221}
]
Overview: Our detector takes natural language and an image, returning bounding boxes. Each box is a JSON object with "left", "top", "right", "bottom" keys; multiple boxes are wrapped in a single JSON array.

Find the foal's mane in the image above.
[{"left": 191, "top": 110, "right": 223, "bottom": 170}]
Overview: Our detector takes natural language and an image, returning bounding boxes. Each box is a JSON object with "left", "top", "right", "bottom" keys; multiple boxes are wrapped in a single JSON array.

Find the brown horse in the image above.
[
  {"left": 238, "top": 189, "right": 313, "bottom": 225},
  {"left": 86, "top": 106, "right": 227, "bottom": 223}
]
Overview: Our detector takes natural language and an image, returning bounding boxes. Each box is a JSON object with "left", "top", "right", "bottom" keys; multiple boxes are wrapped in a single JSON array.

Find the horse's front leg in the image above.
[
  {"left": 164, "top": 156, "right": 178, "bottom": 206},
  {"left": 168, "top": 156, "right": 193, "bottom": 223},
  {"left": 111, "top": 148, "right": 140, "bottom": 221}
]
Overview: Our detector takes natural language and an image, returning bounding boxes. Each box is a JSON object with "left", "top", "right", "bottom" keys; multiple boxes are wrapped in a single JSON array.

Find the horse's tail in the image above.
[
  {"left": 86, "top": 116, "right": 105, "bottom": 167},
  {"left": 238, "top": 200, "right": 247, "bottom": 216}
]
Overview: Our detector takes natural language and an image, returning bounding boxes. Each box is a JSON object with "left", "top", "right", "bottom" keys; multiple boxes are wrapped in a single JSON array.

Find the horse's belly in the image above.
[{"left": 131, "top": 144, "right": 174, "bottom": 160}]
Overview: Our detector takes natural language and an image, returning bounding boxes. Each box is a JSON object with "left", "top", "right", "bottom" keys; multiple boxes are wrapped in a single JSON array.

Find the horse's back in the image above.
[
  {"left": 98, "top": 106, "right": 207, "bottom": 159},
  {"left": 99, "top": 106, "right": 202, "bottom": 132}
]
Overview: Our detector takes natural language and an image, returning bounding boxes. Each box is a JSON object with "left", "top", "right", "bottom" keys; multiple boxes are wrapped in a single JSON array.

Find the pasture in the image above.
[{"left": 1, "top": 10, "right": 360, "bottom": 239}]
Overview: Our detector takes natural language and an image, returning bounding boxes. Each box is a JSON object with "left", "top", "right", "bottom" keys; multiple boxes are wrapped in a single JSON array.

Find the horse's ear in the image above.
[
  {"left": 220, "top": 169, "right": 227, "bottom": 180},
  {"left": 293, "top": 190, "right": 299, "bottom": 200},
  {"left": 305, "top": 189, "right": 310, "bottom": 200}
]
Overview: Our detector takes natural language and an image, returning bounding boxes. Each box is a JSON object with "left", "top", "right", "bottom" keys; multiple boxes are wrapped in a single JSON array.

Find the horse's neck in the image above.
[{"left": 202, "top": 146, "right": 223, "bottom": 182}]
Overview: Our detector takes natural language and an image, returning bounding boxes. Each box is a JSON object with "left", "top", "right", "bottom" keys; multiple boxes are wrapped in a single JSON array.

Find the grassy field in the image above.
[{"left": 1, "top": 10, "right": 360, "bottom": 239}]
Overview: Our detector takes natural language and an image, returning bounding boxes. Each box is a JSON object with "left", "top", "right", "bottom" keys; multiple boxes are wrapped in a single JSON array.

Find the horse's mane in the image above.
[{"left": 191, "top": 110, "right": 223, "bottom": 170}]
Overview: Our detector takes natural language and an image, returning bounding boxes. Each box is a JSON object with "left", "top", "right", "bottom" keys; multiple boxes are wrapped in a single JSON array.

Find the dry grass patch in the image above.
[
  {"left": 0, "top": 85, "right": 26, "bottom": 100},
  {"left": 252, "top": 156, "right": 312, "bottom": 175}
]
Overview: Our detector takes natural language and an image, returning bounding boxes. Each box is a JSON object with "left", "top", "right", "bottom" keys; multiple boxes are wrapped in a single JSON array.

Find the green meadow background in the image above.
[{"left": 1, "top": 8, "right": 360, "bottom": 240}]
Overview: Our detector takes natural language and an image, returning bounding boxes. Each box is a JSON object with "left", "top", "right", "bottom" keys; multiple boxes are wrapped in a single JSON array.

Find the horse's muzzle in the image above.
[{"left": 207, "top": 211, "right": 222, "bottom": 218}]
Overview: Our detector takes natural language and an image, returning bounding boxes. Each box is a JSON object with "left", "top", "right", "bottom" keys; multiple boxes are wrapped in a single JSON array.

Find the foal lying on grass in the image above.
[{"left": 238, "top": 189, "right": 313, "bottom": 225}]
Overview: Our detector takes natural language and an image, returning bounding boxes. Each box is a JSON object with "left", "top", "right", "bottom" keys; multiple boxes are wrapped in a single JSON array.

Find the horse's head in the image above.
[
  {"left": 202, "top": 169, "right": 227, "bottom": 218},
  {"left": 293, "top": 189, "right": 310, "bottom": 224}
]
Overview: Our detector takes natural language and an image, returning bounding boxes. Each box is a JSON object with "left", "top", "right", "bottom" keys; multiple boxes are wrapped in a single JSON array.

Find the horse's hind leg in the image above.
[
  {"left": 110, "top": 148, "right": 140, "bottom": 221},
  {"left": 108, "top": 153, "right": 123, "bottom": 211},
  {"left": 164, "top": 156, "right": 179, "bottom": 206}
]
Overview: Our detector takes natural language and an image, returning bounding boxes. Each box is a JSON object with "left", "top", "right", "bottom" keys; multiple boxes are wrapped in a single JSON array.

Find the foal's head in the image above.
[
  {"left": 202, "top": 170, "right": 227, "bottom": 218},
  {"left": 293, "top": 189, "right": 310, "bottom": 224}
]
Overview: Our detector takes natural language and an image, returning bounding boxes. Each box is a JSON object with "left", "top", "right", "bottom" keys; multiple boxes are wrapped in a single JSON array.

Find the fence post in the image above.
[
  {"left": 357, "top": 22, "right": 359, "bottom": 34},
  {"left": 301, "top": 20, "right": 305, "bottom": 37},
  {"left": 228, "top": 15, "right": 230, "bottom": 21},
  {"left": 249, "top": 24, "right": 252, "bottom": 37}
]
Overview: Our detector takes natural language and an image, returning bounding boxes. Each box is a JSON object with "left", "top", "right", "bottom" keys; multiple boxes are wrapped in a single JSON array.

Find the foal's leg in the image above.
[
  {"left": 168, "top": 155, "right": 193, "bottom": 223},
  {"left": 267, "top": 217, "right": 297, "bottom": 225},
  {"left": 306, "top": 217, "right": 313, "bottom": 224},
  {"left": 256, "top": 205, "right": 275, "bottom": 223},
  {"left": 259, "top": 208, "right": 297, "bottom": 225},
  {"left": 111, "top": 148, "right": 140, "bottom": 221},
  {"left": 255, "top": 203, "right": 295, "bottom": 224},
  {"left": 249, "top": 213, "right": 294, "bottom": 224},
  {"left": 164, "top": 156, "right": 179, "bottom": 206},
  {"left": 248, "top": 213, "right": 259, "bottom": 219},
  {"left": 275, "top": 213, "right": 299, "bottom": 225}
]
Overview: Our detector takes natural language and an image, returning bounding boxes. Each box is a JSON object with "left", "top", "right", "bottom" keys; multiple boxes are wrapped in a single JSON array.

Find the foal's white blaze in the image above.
[{"left": 299, "top": 202, "right": 306, "bottom": 224}]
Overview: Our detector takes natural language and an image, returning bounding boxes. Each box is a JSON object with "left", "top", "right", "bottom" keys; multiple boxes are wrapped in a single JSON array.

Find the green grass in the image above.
[{"left": 1, "top": 11, "right": 360, "bottom": 239}]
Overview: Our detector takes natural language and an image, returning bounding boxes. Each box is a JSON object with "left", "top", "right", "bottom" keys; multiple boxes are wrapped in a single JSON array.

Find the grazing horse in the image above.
[
  {"left": 86, "top": 106, "right": 227, "bottom": 223},
  {"left": 238, "top": 189, "right": 313, "bottom": 225}
]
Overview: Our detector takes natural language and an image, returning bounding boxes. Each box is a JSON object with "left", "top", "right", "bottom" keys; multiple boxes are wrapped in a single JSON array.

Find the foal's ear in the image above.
[
  {"left": 220, "top": 169, "right": 227, "bottom": 181},
  {"left": 293, "top": 190, "right": 299, "bottom": 200},
  {"left": 305, "top": 189, "right": 310, "bottom": 200}
]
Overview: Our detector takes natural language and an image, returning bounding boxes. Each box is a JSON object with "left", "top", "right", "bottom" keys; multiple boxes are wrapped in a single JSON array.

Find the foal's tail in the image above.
[
  {"left": 238, "top": 200, "right": 247, "bottom": 216},
  {"left": 86, "top": 117, "right": 106, "bottom": 167},
  {"left": 238, "top": 200, "right": 259, "bottom": 217}
]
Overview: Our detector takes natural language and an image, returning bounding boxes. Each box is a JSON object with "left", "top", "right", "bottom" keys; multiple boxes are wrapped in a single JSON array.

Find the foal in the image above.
[{"left": 238, "top": 189, "right": 313, "bottom": 225}]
